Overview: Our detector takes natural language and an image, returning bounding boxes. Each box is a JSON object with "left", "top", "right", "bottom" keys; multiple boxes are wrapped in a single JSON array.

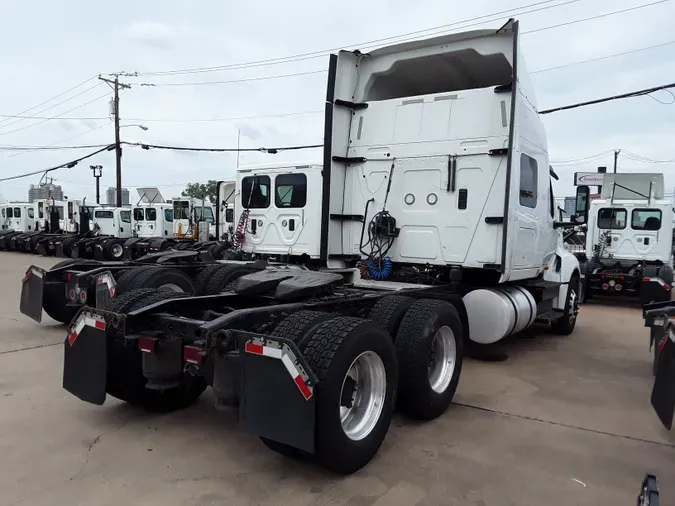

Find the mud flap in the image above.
[
  {"left": 19, "top": 266, "right": 46, "bottom": 323},
  {"left": 651, "top": 328, "right": 675, "bottom": 430},
  {"left": 238, "top": 334, "right": 317, "bottom": 453},
  {"left": 94, "top": 271, "right": 117, "bottom": 309},
  {"left": 62, "top": 311, "right": 108, "bottom": 405}
]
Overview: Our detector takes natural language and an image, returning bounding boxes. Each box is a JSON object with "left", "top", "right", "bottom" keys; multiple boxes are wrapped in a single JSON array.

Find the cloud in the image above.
[
  {"left": 0, "top": 0, "right": 674, "bottom": 202},
  {"left": 121, "top": 21, "right": 175, "bottom": 50}
]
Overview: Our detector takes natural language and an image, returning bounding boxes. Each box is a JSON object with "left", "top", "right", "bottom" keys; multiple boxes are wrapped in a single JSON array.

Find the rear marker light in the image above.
[
  {"left": 619, "top": 275, "right": 625, "bottom": 281},
  {"left": 138, "top": 336, "right": 158, "bottom": 353},
  {"left": 244, "top": 339, "right": 313, "bottom": 400},
  {"left": 665, "top": 284, "right": 671, "bottom": 291},
  {"left": 643, "top": 277, "right": 651, "bottom": 282},
  {"left": 184, "top": 345, "right": 205, "bottom": 364},
  {"left": 67, "top": 315, "right": 106, "bottom": 346},
  {"left": 600, "top": 274, "right": 605, "bottom": 279}
]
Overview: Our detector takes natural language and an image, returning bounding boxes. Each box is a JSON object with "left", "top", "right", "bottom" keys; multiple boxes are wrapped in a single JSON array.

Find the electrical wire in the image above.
[
  {"left": 130, "top": 0, "right": 582, "bottom": 76},
  {"left": 539, "top": 81, "right": 675, "bottom": 114},
  {"left": 0, "top": 76, "right": 98, "bottom": 126},
  {"left": 0, "top": 145, "right": 114, "bottom": 183},
  {"left": 531, "top": 38, "right": 675, "bottom": 74},
  {"left": 0, "top": 82, "right": 105, "bottom": 131},
  {"left": 0, "top": 122, "right": 112, "bottom": 161},
  {"left": 0, "top": 143, "right": 110, "bottom": 151},
  {"left": 123, "top": 141, "right": 323, "bottom": 153},
  {"left": 523, "top": 0, "right": 672, "bottom": 34},
  {"left": 130, "top": 0, "right": 671, "bottom": 79},
  {"left": 136, "top": 70, "right": 327, "bottom": 87},
  {"left": 0, "top": 91, "right": 112, "bottom": 137},
  {"left": 0, "top": 109, "right": 324, "bottom": 124},
  {"left": 621, "top": 150, "right": 675, "bottom": 163}
]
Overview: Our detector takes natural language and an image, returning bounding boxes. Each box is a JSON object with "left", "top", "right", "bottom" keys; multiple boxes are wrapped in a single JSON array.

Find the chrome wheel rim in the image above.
[
  {"left": 111, "top": 243, "right": 123, "bottom": 258},
  {"left": 428, "top": 326, "right": 456, "bottom": 394},
  {"left": 159, "top": 283, "right": 184, "bottom": 293},
  {"left": 339, "top": 351, "right": 386, "bottom": 441}
]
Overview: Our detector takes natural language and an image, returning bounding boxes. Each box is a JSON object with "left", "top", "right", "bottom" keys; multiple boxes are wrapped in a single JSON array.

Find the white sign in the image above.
[{"left": 574, "top": 172, "right": 605, "bottom": 186}]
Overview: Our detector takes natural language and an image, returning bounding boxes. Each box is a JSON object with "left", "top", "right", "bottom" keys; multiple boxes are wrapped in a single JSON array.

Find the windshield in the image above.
[
  {"left": 173, "top": 201, "right": 190, "bottom": 220},
  {"left": 194, "top": 206, "right": 214, "bottom": 223}
]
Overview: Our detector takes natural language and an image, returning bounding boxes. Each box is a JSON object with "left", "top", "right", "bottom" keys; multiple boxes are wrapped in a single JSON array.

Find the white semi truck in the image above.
[
  {"left": 577, "top": 173, "right": 674, "bottom": 305},
  {"left": 22, "top": 20, "right": 582, "bottom": 474}
]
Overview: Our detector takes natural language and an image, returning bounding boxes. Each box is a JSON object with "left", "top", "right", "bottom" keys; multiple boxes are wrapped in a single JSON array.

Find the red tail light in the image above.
[
  {"left": 619, "top": 275, "right": 624, "bottom": 281},
  {"left": 138, "top": 336, "right": 158, "bottom": 353},
  {"left": 79, "top": 290, "right": 87, "bottom": 303},
  {"left": 643, "top": 277, "right": 651, "bottom": 282},
  {"left": 68, "top": 289, "right": 76, "bottom": 300},
  {"left": 602, "top": 283, "right": 609, "bottom": 290},
  {"left": 615, "top": 284, "right": 622, "bottom": 292},
  {"left": 600, "top": 274, "right": 606, "bottom": 279},
  {"left": 184, "top": 345, "right": 205, "bottom": 365}
]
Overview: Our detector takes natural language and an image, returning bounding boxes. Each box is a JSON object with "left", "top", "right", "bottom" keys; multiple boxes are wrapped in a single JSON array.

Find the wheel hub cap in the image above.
[
  {"left": 428, "top": 326, "right": 456, "bottom": 394},
  {"left": 339, "top": 351, "right": 386, "bottom": 441}
]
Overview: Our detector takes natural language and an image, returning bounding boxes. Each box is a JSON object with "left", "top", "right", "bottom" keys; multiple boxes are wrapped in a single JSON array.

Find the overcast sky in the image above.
[{"left": 0, "top": 0, "right": 673, "bottom": 204}]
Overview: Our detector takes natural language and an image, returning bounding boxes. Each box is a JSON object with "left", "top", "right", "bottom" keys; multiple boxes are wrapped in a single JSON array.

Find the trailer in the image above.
[
  {"left": 23, "top": 20, "right": 583, "bottom": 473},
  {"left": 576, "top": 173, "right": 673, "bottom": 305}
]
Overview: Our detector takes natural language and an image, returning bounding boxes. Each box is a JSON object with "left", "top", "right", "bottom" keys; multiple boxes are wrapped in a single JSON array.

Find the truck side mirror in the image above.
[{"left": 574, "top": 185, "right": 590, "bottom": 224}]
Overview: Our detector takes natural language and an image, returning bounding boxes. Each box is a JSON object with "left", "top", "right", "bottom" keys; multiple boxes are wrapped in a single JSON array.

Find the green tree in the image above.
[{"left": 181, "top": 180, "right": 218, "bottom": 203}]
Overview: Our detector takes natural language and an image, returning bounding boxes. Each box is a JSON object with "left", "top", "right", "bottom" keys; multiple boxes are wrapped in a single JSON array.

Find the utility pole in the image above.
[
  {"left": 99, "top": 75, "right": 130, "bottom": 207},
  {"left": 613, "top": 149, "right": 620, "bottom": 173},
  {"left": 90, "top": 165, "right": 103, "bottom": 204}
]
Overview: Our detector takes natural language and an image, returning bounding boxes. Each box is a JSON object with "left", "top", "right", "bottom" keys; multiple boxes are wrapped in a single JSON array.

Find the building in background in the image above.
[
  {"left": 106, "top": 187, "right": 130, "bottom": 206},
  {"left": 28, "top": 183, "right": 64, "bottom": 202}
]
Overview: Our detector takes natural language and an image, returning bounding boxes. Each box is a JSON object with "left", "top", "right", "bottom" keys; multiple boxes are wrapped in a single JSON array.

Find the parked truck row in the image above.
[
  {"left": 0, "top": 185, "right": 237, "bottom": 261},
  {"left": 22, "top": 20, "right": 597, "bottom": 473}
]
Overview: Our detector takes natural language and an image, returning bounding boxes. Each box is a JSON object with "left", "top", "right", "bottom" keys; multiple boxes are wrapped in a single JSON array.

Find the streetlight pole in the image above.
[{"left": 90, "top": 165, "right": 103, "bottom": 204}]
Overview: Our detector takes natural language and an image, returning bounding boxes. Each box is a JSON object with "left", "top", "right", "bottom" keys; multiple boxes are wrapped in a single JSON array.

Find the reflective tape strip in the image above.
[
  {"left": 68, "top": 315, "right": 106, "bottom": 346},
  {"left": 245, "top": 339, "right": 313, "bottom": 400},
  {"left": 644, "top": 277, "right": 667, "bottom": 287}
]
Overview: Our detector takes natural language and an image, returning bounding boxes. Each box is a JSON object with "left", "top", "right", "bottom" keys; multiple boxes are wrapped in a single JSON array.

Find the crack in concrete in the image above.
[
  {"left": 456, "top": 402, "right": 675, "bottom": 448},
  {"left": 6, "top": 417, "right": 129, "bottom": 506},
  {"left": 0, "top": 342, "right": 61, "bottom": 355}
]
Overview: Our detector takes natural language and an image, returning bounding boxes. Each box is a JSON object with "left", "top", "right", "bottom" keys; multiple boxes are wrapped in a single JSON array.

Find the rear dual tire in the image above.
[
  {"left": 262, "top": 313, "right": 397, "bottom": 474},
  {"left": 260, "top": 297, "right": 464, "bottom": 473}
]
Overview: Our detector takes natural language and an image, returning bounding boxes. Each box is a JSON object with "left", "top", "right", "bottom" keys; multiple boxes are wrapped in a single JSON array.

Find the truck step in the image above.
[
  {"left": 524, "top": 279, "right": 560, "bottom": 289},
  {"left": 535, "top": 309, "right": 563, "bottom": 323}
]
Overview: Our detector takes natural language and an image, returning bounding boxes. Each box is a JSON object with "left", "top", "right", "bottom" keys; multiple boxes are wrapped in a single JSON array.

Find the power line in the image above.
[
  {"left": 0, "top": 90, "right": 111, "bottom": 137},
  {"left": 136, "top": 69, "right": 327, "bottom": 87},
  {"left": 0, "top": 76, "right": 98, "bottom": 126},
  {"left": 539, "top": 81, "right": 675, "bottom": 114},
  {"left": 131, "top": 0, "right": 581, "bottom": 76},
  {"left": 0, "top": 143, "right": 109, "bottom": 151},
  {"left": 0, "top": 145, "right": 114, "bottom": 183},
  {"left": 0, "top": 82, "right": 105, "bottom": 131},
  {"left": 123, "top": 141, "right": 323, "bottom": 153},
  {"left": 0, "top": 110, "right": 325, "bottom": 123},
  {"left": 531, "top": 38, "right": 675, "bottom": 74},
  {"left": 130, "top": 0, "right": 670, "bottom": 78},
  {"left": 524, "top": 0, "right": 671, "bottom": 34},
  {"left": 621, "top": 150, "right": 675, "bottom": 163}
]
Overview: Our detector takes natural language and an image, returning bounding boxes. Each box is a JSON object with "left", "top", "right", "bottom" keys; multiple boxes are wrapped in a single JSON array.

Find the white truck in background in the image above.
[{"left": 577, "top": 173, "right": 674, "bottom": 305}]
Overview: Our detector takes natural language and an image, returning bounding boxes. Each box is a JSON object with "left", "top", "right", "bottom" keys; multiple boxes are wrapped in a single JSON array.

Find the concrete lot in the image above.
[{"left": 0, "top": 253, "right": 673, "bottom": 506}]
